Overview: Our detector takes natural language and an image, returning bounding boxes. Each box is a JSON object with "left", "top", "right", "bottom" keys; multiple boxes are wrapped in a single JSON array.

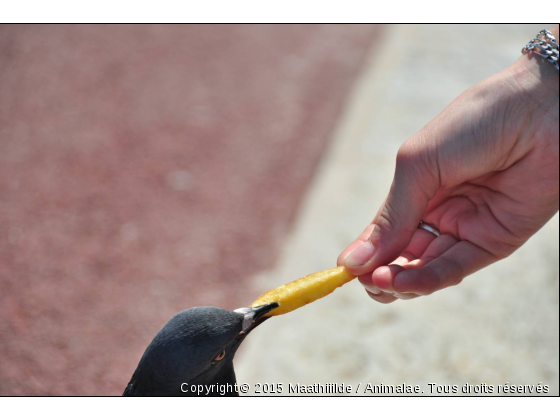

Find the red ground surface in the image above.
[{"left": 0, "top": 24, "right": 379, "bottom": 395}]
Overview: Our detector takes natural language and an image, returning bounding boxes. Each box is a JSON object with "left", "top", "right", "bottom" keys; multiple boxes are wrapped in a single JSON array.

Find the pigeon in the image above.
[{"left": 123, "top": 302, "right": 279, "bottom": 396}]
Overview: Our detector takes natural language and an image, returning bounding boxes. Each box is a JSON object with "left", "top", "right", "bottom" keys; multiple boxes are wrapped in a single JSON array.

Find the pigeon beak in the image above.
[
  {"left": 234, "top": 302, "right": 280, "bottom": 335},
  {"left": 250, "top": 302, "right": 280, "bottom": 322}
]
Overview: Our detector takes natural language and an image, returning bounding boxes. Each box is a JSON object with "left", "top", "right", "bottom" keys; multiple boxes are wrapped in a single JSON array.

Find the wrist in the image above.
[
  {"left": 505, "top": 27, "right": 559, "bottom": 116},
  {"left": 510, "top": 25, "right": 559, "bottom": 100},
  {"left": 509, "top": 58, "right": 559, "bottom": 101}
]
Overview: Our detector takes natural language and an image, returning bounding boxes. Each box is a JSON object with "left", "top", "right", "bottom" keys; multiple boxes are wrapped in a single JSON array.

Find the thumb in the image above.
[{"left": 339, "top": 143, "right": 439, "bottom": 275}]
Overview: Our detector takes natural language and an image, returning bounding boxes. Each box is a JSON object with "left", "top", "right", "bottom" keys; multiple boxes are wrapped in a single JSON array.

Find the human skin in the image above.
[{"left": 338, "top": 25, "right": 559, "bottom": 304}]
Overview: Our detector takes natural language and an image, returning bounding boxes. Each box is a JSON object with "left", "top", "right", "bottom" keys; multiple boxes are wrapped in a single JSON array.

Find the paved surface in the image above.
[
  {"left": 0, "top": 24, "right": 379, "bottom": 395},
  {"left": 236, "top": 24, "right": 559, "bottom": 396}
]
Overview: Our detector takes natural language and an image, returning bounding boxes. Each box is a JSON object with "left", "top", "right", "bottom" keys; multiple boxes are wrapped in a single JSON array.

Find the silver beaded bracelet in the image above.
[{"left": 522, "top": 29, "right": 559, "bottom": 71}]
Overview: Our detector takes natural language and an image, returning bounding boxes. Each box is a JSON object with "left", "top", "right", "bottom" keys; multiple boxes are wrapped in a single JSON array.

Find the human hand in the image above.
[{"left": 338, "top": 26, "right": 559, "bottom": 304}]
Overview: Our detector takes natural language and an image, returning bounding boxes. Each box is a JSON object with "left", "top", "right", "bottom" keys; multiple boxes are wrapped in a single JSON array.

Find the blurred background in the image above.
[{"left": 0, "top": 24, "right": 557, "bottom": 396}]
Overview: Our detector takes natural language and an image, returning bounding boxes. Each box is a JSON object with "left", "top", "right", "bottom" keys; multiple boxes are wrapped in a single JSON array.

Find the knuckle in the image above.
[
  {"left": 420, "top": 254, "right": 465, "bottom": 293},
  {"left": 375, "top": 210, "right": 396, "bottom": 233},
  {"left": 439, "top": 254, "right": 464, "bottom": 277},
  {"left": 375, "top": 207, "right": 416, "bottom": 238},
  {"left": 395, "top": 142, "right": 417, "bottom": 168},
  {"left": 417, "top": 266, "right": 442, "bottom": 295},
  {"left": 395, "top": 134, "right": 440, "bottom": 191}
]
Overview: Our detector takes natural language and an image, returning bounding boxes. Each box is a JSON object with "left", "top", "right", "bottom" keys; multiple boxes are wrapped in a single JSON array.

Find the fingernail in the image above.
[
  {"left": 344, "top": 241, "right": 375, "bottom": 267},
  {"left": 364, "top": 284, "right": 382, "bottom": 295}
]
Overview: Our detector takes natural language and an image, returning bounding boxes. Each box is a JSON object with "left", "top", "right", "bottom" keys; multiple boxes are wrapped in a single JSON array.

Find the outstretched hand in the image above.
[{"left": 338, "top": 27, "right": 559, "bottom": 304}]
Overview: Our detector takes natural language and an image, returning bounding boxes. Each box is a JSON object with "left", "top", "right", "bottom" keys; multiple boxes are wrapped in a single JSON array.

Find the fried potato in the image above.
[{"left": 250, "top": 266, "right": 356, "bottom": 316}]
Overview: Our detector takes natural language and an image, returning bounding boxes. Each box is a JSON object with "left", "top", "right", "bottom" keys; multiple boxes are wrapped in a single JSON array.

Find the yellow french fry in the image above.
[{"left": 250, "top": 266, "right": 356, "bottom": 316}]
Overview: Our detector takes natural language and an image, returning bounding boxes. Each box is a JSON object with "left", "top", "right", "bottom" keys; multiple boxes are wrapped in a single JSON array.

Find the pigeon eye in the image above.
[{"left": 214, "top": 349, "right": 226, "bottom": 362}]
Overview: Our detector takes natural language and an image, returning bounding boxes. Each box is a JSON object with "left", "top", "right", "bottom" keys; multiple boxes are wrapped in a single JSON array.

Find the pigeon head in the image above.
[{"left": 123, "top": 303, "right": 278, "bottom": 396}]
